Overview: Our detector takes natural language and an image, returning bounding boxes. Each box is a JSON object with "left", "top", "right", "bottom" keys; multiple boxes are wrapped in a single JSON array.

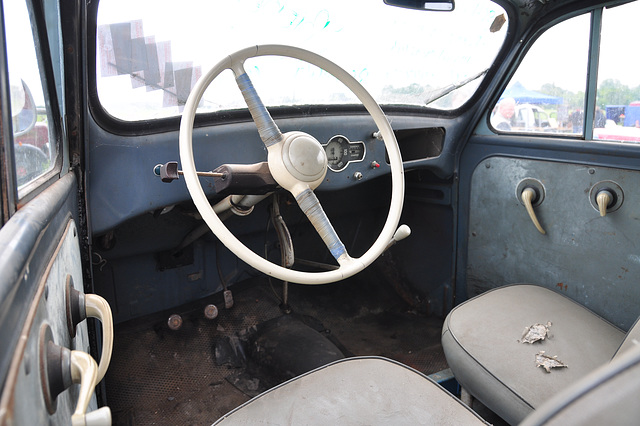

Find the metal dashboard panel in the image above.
[{"left": 467, "top": 157, "right": 640, "bottom": 330}]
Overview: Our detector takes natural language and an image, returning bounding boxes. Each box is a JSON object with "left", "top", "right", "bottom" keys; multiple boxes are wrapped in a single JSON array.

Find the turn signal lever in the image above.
[
  {"left": 39, "top": 325, "right": 112, "bottom": 426},
  {"left": 384, "top": 224, "right": 412, "bottom": 251},
  {"left": 66, "top": 278, "right": 113, "bottom": 383}
]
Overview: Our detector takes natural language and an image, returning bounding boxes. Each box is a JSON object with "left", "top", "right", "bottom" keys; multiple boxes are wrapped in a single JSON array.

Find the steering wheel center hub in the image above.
[{"left": 282, "top": 132, "right": 327, "bottom": 182}]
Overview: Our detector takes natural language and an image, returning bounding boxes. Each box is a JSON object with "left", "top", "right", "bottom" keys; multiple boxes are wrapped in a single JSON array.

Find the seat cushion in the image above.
[
  {"left": 442, "top": 285, "right": 625, "bottom": 425},
  {"left": 521, "top": 341, "right": 640, "bottom": 426},
  {"left": 213, "top": 357, "right": 489, "bottom": 425}
]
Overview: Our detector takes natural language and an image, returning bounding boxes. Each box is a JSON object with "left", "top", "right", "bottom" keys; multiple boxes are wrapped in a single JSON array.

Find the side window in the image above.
[
  {"left": 5, "top": 0, "right": 58, "bottom": 194},
  {"left": 593, "top": 2, "right": 640, "bottom": 143},
  {"left": 491, "top": 13, "right": 591, "bottom": 135}
]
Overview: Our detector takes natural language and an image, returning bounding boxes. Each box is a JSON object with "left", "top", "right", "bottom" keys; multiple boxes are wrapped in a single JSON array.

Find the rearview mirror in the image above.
[{"left": 383, "top": 0, "right": 454, "bottom": 11}]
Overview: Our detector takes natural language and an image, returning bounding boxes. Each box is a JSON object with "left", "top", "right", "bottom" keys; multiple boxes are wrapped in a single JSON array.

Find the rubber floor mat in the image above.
[{"left": 105, "top": 278, "right": 448, "bottom": 425}]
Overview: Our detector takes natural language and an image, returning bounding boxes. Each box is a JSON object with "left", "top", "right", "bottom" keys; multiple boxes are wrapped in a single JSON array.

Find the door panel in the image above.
[
  {"left": 0, "top": 174, "right": 103, "bottom": 424},
  {"left": 465, "top": 156, "right": 640, "bottom": 330},
  {"left": 456, "top": 2, "right": 640, "bottom": 330}
]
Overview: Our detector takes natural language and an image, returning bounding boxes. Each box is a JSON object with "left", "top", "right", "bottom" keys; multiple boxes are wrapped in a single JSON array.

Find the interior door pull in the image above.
[
  {"left": 69, "top": 351, "right": 112, "bottom": 426},
  {"left": 66, "top": 278, "right": 114, "bottom": 382},
  {"left": 596, "top": 190, "right": 613, "bottom": 217},
  {"left": 522, "top": 187, "right": 546, "bottom": 235},
  {"left": 85, "top": 294, "right": 114, "bottom": 382},
  {"left": 40, "top": 324, "right": 112, "bottom": 426}
]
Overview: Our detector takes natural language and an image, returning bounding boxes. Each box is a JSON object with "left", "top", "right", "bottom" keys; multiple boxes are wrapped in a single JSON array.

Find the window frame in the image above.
[
  {"left": 488, "top": 2, "right": 636, "bottom": 143},
  {"left": 0, "top": 0, "right": 64, "bottom": 218},
  {"left": 85, "top": 0, "right": 514, "bottom": 137}
]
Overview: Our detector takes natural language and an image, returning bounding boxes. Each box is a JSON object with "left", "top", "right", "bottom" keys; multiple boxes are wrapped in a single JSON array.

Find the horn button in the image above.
[{"left": 282, "top": 132, "right": 328, "bottom": 182}]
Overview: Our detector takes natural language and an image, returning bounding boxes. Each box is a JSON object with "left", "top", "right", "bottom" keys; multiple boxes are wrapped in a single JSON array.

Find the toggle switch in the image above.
[{"left": 65, "top": 277, "right": 113, "bottom": 383}]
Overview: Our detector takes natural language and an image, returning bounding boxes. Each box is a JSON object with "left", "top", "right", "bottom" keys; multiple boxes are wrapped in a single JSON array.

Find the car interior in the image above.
[{"left": 0, "top": 0, "right": 639, "bottom": 425}]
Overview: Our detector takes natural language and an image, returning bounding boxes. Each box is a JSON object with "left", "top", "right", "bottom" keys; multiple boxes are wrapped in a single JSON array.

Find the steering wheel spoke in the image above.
[
  {"left": 233, "top": 64, "right": 283, "bottom": 148},
  {"left": 295, "top": 187, "right": 351, "bottom": 264}
]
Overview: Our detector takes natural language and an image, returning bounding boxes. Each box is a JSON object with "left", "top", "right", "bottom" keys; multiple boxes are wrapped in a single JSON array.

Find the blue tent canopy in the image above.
[{"left": 500, "top": 81, "right": 563, "bottom": 105}]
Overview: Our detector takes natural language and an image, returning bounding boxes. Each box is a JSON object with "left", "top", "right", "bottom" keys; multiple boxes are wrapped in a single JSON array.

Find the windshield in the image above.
[{"left": 96, "top": 0, "right": 507, "bottom": 121}]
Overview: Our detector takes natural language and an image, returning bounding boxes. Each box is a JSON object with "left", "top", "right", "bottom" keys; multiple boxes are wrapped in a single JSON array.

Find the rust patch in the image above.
[{"left": 619, "top": 266, "right": 629, "bottom": 279}]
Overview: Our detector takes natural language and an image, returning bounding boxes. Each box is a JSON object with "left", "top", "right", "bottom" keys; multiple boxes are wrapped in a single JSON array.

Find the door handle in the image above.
[
  {"left": 596, "top": 189, "right": 613, "bottom": 217},
  {"left": 66, "top": 278, "right": 114, "bottom": 382},
  {"left": 69, "top": 351, "right": 112, "bottom": 426},
  {"left": 40, "top": 324, "right": 112, "bottom": 425},
  {"left": 521, "top": 187, "right": 546, "bottom": 234},
  {"left": 589, "top": 181, "right": 624, "bottom": 217}
]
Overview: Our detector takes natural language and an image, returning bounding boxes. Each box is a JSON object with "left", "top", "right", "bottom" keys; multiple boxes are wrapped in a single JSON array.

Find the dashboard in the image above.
[{"left": 87, "top": 112, "right": 447, "bottom": 235}]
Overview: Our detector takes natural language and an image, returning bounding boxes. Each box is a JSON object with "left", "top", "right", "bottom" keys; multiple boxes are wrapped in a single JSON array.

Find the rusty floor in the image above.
[{"left": 105, "top": 276, "right": 449, "bottom": 425}]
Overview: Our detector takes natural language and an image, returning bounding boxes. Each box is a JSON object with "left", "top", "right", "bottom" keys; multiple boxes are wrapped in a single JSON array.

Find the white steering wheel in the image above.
[{"left": 179, "top": 45, "right": 404, "bottom": 285}]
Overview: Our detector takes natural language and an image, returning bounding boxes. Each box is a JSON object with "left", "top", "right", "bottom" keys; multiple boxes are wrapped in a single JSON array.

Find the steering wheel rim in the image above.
[{"left": 179, "top": 45, "right": 404, "bottom": 285}]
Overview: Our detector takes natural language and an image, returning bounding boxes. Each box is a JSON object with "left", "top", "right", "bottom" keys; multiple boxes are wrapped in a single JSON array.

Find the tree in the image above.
[
  {"left": 596, "top": 79, "right": 637, "bottom": 108},
  {"left": 539, "top": 83, "right": 585, "bottom": 110}
]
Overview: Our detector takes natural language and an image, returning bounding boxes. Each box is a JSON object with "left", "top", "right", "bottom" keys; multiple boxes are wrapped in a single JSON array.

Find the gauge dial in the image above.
[
  {"left": 325, "top": 139, "right": 345, "bottom": 168},
  {"left": 323, "top": 135, "right": 365, "bottom": 171}
]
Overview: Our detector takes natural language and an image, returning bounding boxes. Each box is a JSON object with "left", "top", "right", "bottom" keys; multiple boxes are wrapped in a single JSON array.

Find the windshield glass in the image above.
[{"left": 96, "top": 0, "right": 507, "bottom": 121}]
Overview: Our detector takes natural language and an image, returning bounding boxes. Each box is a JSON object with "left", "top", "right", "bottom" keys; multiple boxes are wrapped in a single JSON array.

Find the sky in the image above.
[{"left": 513, "top": 3, "right": 639, "bottom": 93}]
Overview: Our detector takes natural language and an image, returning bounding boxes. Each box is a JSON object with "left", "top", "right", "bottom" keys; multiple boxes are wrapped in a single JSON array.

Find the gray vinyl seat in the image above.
[
  {"left": 212, "top": 344, "right": 640, "bottom": 425},
  {"left": 213, "top": 356, "right": 490, "bottom": 425},
  {"left": 442, "top": 284, "right": 639, "bottom": 425}
]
